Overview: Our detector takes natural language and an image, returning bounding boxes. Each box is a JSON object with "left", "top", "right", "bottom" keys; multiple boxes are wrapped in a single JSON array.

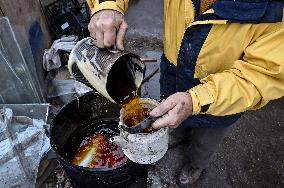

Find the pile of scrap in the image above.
[{"left": 0, "top": 104, "right": 49, "bottom": 188}]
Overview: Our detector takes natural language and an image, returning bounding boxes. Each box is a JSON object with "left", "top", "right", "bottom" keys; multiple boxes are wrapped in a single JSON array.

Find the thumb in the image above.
[
  {"left": 116, "top": 21, "right": 128, "bottom": 50},
  {"left": 150, "top": 97, "right": 177, "bottom": 117}
]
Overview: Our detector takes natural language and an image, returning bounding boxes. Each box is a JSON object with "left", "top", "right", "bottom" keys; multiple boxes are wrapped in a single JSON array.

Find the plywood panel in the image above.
[
  {"left": 0, "top": 6, "right": 4, "bottom": 16},
  {"left": 0, "top": 0, "right": 52, "bottom": 100},
  {"left": 0, "top": 0, "right": 51, "bottom": 47},
  {"left": 39, "top": 0, "right": 56, "bottom": 7}
]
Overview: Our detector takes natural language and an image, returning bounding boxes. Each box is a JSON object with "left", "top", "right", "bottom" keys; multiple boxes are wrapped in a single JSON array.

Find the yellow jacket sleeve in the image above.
[
  {"left": 189, "top": 24, "right": 284, "bottom": 116},
  {"left": 86, "top": 0, "right": 129, "bottom": 15}
]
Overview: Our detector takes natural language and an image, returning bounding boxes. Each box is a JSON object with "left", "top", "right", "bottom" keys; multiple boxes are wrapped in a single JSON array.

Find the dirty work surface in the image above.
[{"left": 148, "top": 98, "right": 284, "bottom": 188}]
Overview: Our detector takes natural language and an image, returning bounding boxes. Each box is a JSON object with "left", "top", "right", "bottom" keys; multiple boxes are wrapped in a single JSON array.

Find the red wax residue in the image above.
[{"left": 71, "top": 133, "right": 127, "bottom": 168}]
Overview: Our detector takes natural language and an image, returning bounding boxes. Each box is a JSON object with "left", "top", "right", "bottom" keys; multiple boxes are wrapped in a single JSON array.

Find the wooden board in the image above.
[
  {"left": 0, "top": 0, "right": 51, "bottom": 49},
  {"left": 0, "top": 0, "right": 52, "bottom": 100},
  {"left": 0, "top": 6, "right": 4, "bottom": 16},
  {"left": 39, "top": 0, "right": 56, "bottom": 7}
]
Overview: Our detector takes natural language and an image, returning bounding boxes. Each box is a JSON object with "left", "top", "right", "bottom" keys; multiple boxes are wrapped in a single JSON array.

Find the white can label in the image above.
[{"left": 61, "top": 22, "right": 69, "bottom": 30}]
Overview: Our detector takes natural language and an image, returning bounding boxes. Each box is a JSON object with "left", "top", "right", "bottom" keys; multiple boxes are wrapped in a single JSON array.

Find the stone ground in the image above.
[{"left": 41, "top": 0, "right": 284, "bottom": 187}]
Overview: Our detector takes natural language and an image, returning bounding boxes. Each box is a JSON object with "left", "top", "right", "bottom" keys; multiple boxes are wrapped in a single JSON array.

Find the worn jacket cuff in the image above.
[
  {"left": 90, "top": 1, "right": 126, "bottom": 15},
  {"left": 188, "top": 83, "right": 215, "bottom": 115}
]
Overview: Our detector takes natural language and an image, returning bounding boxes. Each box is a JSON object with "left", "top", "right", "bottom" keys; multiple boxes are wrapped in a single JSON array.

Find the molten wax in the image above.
[
  {"left": 122, "top": 95, "right": 153, "bottom": 133},
  {"left": 72, "top": 133, "right": 127, "bottom": 168}
]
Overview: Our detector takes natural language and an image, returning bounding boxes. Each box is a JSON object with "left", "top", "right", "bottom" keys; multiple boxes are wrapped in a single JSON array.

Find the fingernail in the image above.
[{"left": 151, "top": 123, "right": 159, "bottom": 129}]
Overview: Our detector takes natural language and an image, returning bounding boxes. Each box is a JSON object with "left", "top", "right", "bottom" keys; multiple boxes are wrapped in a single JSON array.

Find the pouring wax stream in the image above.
[{"left": 106, "top": 55, "right": 156, "bottom": 133}]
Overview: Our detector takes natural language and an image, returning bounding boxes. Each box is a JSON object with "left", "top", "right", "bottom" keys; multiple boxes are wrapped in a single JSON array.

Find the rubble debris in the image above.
[
  {"left": 43, "top": 36, "right": 78, "bottom": 71},
  {"left": 0, "top": 104, "right": 49, "bottom": 188}
]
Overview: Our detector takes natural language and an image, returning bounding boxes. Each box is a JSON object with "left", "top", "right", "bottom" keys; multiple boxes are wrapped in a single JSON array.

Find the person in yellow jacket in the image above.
[{"left": 87, "top": 0, "right": 284, "bottom": 185}]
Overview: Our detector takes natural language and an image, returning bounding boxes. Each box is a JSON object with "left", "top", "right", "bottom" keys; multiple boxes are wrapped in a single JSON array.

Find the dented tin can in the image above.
[{"left": 68, "top": 37, "right": 145, "bottom": 103}]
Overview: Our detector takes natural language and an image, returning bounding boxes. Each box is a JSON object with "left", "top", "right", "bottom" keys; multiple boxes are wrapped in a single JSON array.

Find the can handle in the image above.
[
  {"left": 121, "top": 116, "right": 159, "bottom": 134},
  {"left": 108, "top": 44, "right": 120, "bottom": 53}
]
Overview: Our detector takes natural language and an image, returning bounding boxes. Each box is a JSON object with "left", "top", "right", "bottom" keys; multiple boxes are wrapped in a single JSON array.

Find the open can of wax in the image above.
[{"left": 111, "top": 98, "right": 169, "bottom": 164}]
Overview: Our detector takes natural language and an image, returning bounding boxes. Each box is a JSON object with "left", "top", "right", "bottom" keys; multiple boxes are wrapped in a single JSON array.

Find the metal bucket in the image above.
[
  {"left": 50, "top": 92, "right": 148, "bottom": 188},
  {"left": 112, "top": 98, "right": 169, "bottom": 164},
  {"left": 68, "top": 37, "right": 145, "bottom": 103}
]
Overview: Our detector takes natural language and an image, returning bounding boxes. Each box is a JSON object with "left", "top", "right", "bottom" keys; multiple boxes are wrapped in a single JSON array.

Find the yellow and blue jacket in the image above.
[{"left": 87, "top": 0, "right": 284, "bottom": 120}]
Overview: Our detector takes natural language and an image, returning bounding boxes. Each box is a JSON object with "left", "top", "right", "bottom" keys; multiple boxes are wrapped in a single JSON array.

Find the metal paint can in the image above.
[
  {"left": 112, "top": 98, "right": 169, "bottom": 164},
  {"left": 68, "top": 37, "right": 145, "bottom": 103}
]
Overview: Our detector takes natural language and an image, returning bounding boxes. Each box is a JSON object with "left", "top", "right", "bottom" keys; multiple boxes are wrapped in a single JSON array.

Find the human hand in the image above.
[
  {"left": 88, "top": 10, "right": 128, "bottom": 50},
  {"left": 150, "top": 92, "right": 193, "bottom": 129}
]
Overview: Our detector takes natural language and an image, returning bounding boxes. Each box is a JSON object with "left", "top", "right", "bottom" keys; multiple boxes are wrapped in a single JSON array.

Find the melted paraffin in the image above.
[
  {"left": 122, "top": 95, "right": 154, "bottom": 133},
  {"left": 72, "top": 133, "right": 127, "bottom": 168},
  {"left": 122, "top": 95, "right": 147, "bottom": 126}
]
